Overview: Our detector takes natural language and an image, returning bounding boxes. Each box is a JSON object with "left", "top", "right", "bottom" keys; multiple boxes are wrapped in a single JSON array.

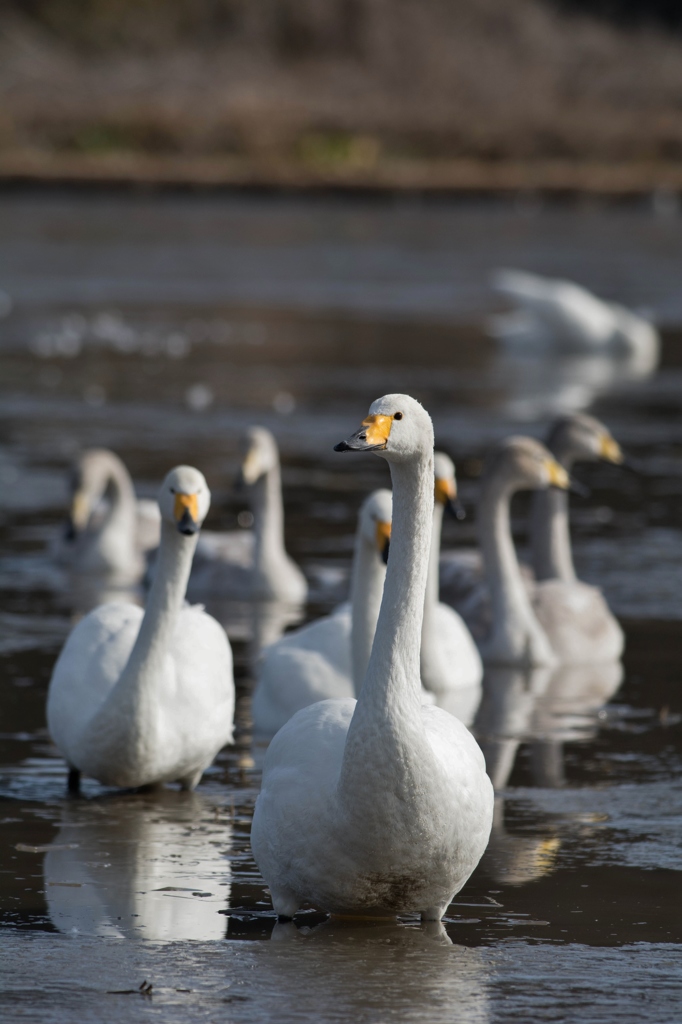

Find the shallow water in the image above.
[{"left": 1, "top": 191, "right": 681, "bottom": 1022}]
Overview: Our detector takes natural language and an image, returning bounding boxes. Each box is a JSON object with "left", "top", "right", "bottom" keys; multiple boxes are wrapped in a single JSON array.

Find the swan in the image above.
[
  {"left": 251, "top": 488, "right": 392, "bottom": 737},
  {"left": 529, "top": 413, "right": 625, "bottom": 663},
  {"left": 250, "top": 394, "right": 494, "bottom": 920},
  {"left": 188, "top": 426, "right": 307, "bottom": 604},
  {"left": 489, "top": 268, "right": 660, "bottom": 363},
  {"left": 440, "top": 437, "right": 571, "bottom": 668},
  {"left": 252, "top": 456, "right": 482, "bottom": 737},
  {"left": 47, "top": 465, "right": 234, "bottom": 792},
  {"left": 57, "top": 448, "right": 161, "bottom": 582}
]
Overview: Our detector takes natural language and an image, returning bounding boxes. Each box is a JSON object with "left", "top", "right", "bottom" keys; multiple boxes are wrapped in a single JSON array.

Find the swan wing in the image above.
[
  {"left": 492, "top": 269, "right": 615, "bottom": 347},
  {"left": 47, "top": 602, "right": 144, "bottom": 764},
  {"left": 532, "top": 579, "right": 624, "bottom": 663}
]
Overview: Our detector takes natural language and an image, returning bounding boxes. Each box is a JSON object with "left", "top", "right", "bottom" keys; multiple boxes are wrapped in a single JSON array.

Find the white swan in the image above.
[
  {"left": 530, "top": 413, "right": 625, "bottom": 663},
  {"left": 57, "top": 448, "right": 161, "bottom": 582},
  {"left": 253, "top": 457, "right": 482, "bottom": 737},
  {"left": 251, "top": 489, "right": 392, "bottom": 737},
  {"left": 251, "top": 394, "right": 494, "bottom": 920},
  {"left": 47, "top": 465, "right": 234, "bottom": 792},
  {"left": 188, "top": 426, "right": 307, "bottom": 604},
  {"left": 490, "top": 268, "right": 660, "bottom": 363},
  {"left": 440, "top": 437, "right": 571, "bottom": 668}
]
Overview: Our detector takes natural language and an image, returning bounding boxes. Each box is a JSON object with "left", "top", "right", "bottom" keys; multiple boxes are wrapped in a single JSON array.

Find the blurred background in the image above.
[{"left": 2, "top": 0, "right": 682, "bottom": 188}]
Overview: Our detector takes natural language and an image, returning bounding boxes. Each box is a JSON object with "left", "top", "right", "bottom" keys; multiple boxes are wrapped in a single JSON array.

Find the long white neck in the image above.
[
  {"left": 339, "top": 452, "right": 434, "bottom": 810},
  {"left": 251, "top": 462, "right": 286, "bottom": 571},
  {"left": 82, "top": 521, "right": 197, "bottom": 775},
  {"left": 350, "top": 534, "right": 387, "bottom": 697},
  {"left": 479, "top": 476, "right": 542, "bottom": 656},
  {"left": 530, "top": 443, "right": 576, "bottom": 583},
  {"left": 420, "top": 500, "right": 443, "bottom": 685}
]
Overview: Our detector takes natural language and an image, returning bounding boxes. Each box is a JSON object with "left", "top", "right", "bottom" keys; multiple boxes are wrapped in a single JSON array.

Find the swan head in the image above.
[
  {"left": 358, "top": 488, "right": 392, "bottom": 564},
  {"left": 239, "top": 426, "right": 279, "bottom": 486},
  {"left": 334, "top": 393, "right": 434, "bottom": 463},
  {"left": 483, "top": 437, "right": 570, "bottom": 494},
  {"left": 67, "top": 448, "right": 130, "bottom": 535},
  {"left": 158, "top": 466, "right": 210, "bottom": 536},
  {"left": 434, "top": 451, "right": 465, "bottom": 520},
  {"left": 547, "top": 413, "right": 623, "bottom": 466}
]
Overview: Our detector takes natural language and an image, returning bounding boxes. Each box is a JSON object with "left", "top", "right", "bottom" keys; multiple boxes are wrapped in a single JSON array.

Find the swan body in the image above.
[
  {"left": 57, "top": 449, "right": 161, "bottom": 582},
  {"left": 188, "top": 426, "right": 307, "bottom": 603},
  {"left": 530, "top": 414, "right": 625, "bottom": 663},
  {"left": 490, "top": 268, "right": 660, "bottom": 361},
  {"left": 251, "top": 394, "right": 493, "bottom": 920},
  {"left": 47, "top": 466, "right": 234, "bottom": 790},
  {"left": 442, "top": 438, "right": 571, "bottom": 668}
]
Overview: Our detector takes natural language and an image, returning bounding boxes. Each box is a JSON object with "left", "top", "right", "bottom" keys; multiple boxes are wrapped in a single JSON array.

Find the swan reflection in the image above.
[
  {"left": 45, "top": 790, "right": 231, "bottom": 940},
  {"left": 265, "top": 918, "right": 490, "bottom": 1023},
  {"left": 475, "top": 661, "right": 623, "bottom": 790}
]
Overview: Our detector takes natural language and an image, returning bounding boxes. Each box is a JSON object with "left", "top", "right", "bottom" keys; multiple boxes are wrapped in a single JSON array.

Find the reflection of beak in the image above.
[
  {"left": 375, "top": 519, "right": 392, "bottom": 564},
  {"left": 435, "top": 477, "right": 466, "bottom": 520},
  {"left": 174, "top": 492, "right": 200, "bottom": 536},
  {"left": 68, "top": 490, "right": 90, "bottom": 535},
  {"left": 334, "top": 414, "right": 393, "bottom": 453},
  {"left": 240, "top": 448, "right": 261, "bottom": 486},
  {"left": 545, "top": 459, "right": 570, "bottom": 490},
  {"left": 599, "top": 434, "right": 623, "bottom": 465}
]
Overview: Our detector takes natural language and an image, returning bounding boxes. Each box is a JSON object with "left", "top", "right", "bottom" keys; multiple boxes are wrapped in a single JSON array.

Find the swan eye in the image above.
[
  {"left": 170, "top": 488, "right": 176, "bottom": 494},
  {"left": 394, "top": 412, "right": 403, "bottom": 421}
]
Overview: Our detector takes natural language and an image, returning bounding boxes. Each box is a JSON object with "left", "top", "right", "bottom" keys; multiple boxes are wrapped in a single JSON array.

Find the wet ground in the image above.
[{"left": 0, "top": 191, "right": 681, "bottom": 1022}]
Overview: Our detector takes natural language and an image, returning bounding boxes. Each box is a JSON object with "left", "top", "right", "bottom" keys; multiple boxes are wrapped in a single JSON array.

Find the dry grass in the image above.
[{"left": 2, "top": 1, "right": 682, "bottom": 183}]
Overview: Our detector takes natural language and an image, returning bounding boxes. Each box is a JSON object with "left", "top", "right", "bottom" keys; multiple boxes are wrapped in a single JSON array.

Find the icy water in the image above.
[{"left": 0, "top": 191, "right": 681, "bottom": 1022}]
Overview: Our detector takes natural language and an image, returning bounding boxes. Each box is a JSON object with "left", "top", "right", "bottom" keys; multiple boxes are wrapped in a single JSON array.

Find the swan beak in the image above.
[
  {"left": 435, "top": 477, "right": 466, "bottom": 520},
  {"left": 174, "top": 492, "right": 200, "bottom": 535},
  {"left": 334, "top": 414, "right": 393, "bottom": 452},
  {"left": 240, "top": 447, "right": 262, "bottom": 486},
  {"left": 600, "top": 434, "right": 624, "bottom": 465},
  {"left": 545, "top": 460, "right": 570, "bottom": 490},
  {"left": 68, "top": 490, "right": 90, "bottom": 534},
  {"left": 375, "top": 519, "right": 392, "bottom": 564}
]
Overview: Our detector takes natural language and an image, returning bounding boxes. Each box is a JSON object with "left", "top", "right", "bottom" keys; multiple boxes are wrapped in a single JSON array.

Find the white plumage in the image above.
[
  {"left": 47, "top": 465, "right": 234, "bottom": 791},
  {"left": 251, "top": 394, "right": 493, "bottom": 920}
]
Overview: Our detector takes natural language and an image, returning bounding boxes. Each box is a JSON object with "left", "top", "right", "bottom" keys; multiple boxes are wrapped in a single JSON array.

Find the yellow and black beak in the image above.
[
  {"left": 375, "top": 519, "right": 392, "bottom": 565},
  {"left": 545, "top": 459, "right": 570, "bottom": 491},
  {"left": 599, "top": 434, "right": 624, "bottom": 465},
  {"left": 65, "top": 490, "right": 90, "bottom": 540},
  {"left": 334, "top": 414, "right": 393, "bottom": 453},
  {"left": 174, "top": 492, "right": 200, "bottom": 536},
  {"left": 435, "top": 476, "right": 466, "bottom": 521}
]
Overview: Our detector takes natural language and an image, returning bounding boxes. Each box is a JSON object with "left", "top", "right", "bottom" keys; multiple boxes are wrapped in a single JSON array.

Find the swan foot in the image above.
[
  {"left": 269, "top": 887, "right": 300, "bottom": 919},
  {"left": 421, "top": 905, "right": 446, "bottom": 923},
  {"left": 178, "top": 769, "right": 203, "bottom": 791},
  {"left": 67, "top": 767, "right": 81, "bottom": 794}
]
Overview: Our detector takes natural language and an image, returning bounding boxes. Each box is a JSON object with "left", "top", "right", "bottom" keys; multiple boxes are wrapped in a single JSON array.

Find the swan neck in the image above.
[
  {"left": 340, "top": 451, "right": 433, "bottom": 808},
  {"left": 88, "top": 521, "right": 196, "bottom": 741},
  {"left": 424, "top": 500, "right": 443, "bottom": 613},
  {"left": 530, "top": 448, "right": 576, "bottom": 583},
  {"left": 479, "top": 476, "right": 537, "bottom": 636},
  {"left": 350, "top": 533, "right": 386, "bottom": 696},
  {"left": 251, "top": 462, "right": 286, "bottom": 568}
]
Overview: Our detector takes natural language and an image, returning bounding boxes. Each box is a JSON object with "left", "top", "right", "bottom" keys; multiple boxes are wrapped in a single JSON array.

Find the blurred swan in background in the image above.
[
  {"left": 441, "top": 437, "right": 570, "bottom": 668},
  {"left": 55, "top": 448, "right": 160, "bottom": 583},
  {"left": 252, "top": 488, "right": 392, "bottom": 737},
  {"left": 188, "top": 426, "right": 307, "bottom": 604},
  {"left": 253, "top": 455, "right": 482, "bottom": 738},
  {"left": 490, "top": 268, "right": 660, "bottom": 361},
  {"left": 45, "top": 790, "right": 230, "bottom": 940},
  {"left": 530, "top": 413, "right": 625, "bottom": 663},
  {"left": 47, "top": 465, "right": 234, "bottom": 792},
  {"left": 251, "top": 395, "right": 493, "bottom": 921}
]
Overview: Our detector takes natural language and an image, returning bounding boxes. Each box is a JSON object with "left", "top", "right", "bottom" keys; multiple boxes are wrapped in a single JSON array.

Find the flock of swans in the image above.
[{"left": 41, "top": 272, "right": 648, "bottom": 923}]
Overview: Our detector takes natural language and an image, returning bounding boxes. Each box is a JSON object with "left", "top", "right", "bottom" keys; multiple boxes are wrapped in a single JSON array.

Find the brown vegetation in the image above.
[{"left": 2, "top": 1, "right": 682, "bottom": 188}]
